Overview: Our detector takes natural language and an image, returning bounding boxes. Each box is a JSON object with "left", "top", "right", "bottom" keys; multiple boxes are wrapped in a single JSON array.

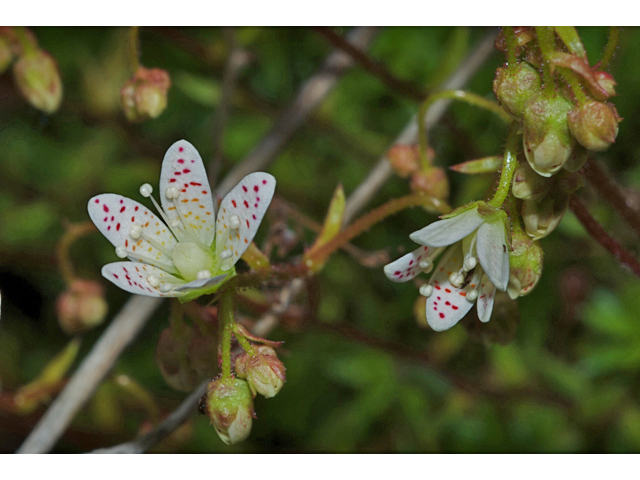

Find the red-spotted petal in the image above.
[
  {"left": 101, "top": 262, "right": 185, "bottom": 297},
  {"left": 477, "top": 279, "right": 496, "bottom": 323},
  {"left": 159, "top": 140, "right": 216, "bottom": 247},
  {"left": 215, "top": 172, "right": 276, "bottom": 271},
  {"left": 410, "top": 207, "right": 484, "bottom": 247},
  {"left": 173, "top": 274, "right": 229, "bottom": 292},
  {"left": 383, "top": 245, "right": 431, "bottom": 282}
]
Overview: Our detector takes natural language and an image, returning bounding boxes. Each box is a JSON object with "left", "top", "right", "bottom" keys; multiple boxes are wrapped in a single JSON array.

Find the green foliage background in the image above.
[{"left": 1, "top": 27, "right": 640, "bottom": 452}]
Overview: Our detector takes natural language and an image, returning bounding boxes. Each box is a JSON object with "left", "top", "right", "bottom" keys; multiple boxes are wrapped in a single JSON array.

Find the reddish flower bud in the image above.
[
  {"left": 204, "top": 377, "right": 254, "bottom": 445},
  {"left": 56, "top": 280, "right": 107, "bottom": 335},
  {"left": 12, "top": 49, "right": 63, "bottom": 113},
  {"left": 410, "top": 167, "right": 450, "bottom": 200},
  {"left": 493, "top": 61, "right": 542, "bottom": 121},
  {"left": 235, "top": 345, "right": 286, "bottom": 398},
  {"left": 120, "top": 67, "right": 171, "bottom": 122},
  {"left": 594, "top": 71, "right": 616, "bottom": 97},
  {"left": 568, "top": 101, "right": 620, "bottom": 152},
  {"left": 522, "top": 92, "right": 575, "bottom": 177},
  {"left": 387, "top": 144, "right": 421, "bottom": 178}
]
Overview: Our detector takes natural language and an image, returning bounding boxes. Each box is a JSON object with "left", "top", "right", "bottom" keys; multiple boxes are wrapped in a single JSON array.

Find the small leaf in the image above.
[
  {"left": 450, "top": 156, "right": 502, "bottom": 174},
  {"left": 304, "top": 184, "right": 346, "bottom": 272},
  {"left": 554, "top": 27, "right": 587, "bottom": 59}
]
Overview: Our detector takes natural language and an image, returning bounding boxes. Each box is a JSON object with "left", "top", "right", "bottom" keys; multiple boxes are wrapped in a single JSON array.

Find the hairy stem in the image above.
[
  {"left": 502, "top": 26, "right": 518, "bottom": 66},
  {"left": 535, "top": 26, "right": 557, "bottom": 93},
  {"left": 417, "top": 90, "right": 511, "bottom": 169},
  {"left": 559, "top": 67, "right": 588, "bottom": 105},
  {"left": 218, "top": 288, "right": 236, "bottom": 378},
  {"left": 599, "top": 26, "right": 620, "bottom": 70},
  {"left": 489, "top": 122, "right": 521, "bottom": 208}
]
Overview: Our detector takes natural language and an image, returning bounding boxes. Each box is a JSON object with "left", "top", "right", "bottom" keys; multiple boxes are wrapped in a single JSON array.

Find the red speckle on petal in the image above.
[
  {"left": 246, "top": 219, "right": 250, "bottom": 228},
  {"left": 178, "top": 147, "right": 184, "bottom": 152},
  {"left": 254, "top": 185, "right": 259, "bottom": 192},
  {"left": 103, "top": 217, "right": 107, "bottom": 222},
  {"left": 262, "top": 180, "right": 267, "bottom": 185},
  {"left": 190, "top": 182, "right": 202, "bottom": 186},
  {"left": 111, "top": 216, "right": 114, "bottom": 221},
  {"left": 174, "top": 171, "right": 181, "bottom": 176},
  {"left": 254, "top": 203, "right": 258, "bottom": 208},
  {"left": 94, "top": 199, "right": 99, "bottom": 204},
  {"left": 116, "top": 223, "right": 121, "bottom": 231},
  {"left": 242, "top": 186, "right": 248, "bottom": 192},
  {"left": 178, "top": 159, "right": 184, "bottom": 164},
  {"left": 243, "top": 200, "right": 249, "bottom": 208},
  {"left": 232, "top": 200, "right": 237, "bottom": 208},
  {"left": 169, "top": 178, "right": 176, "bottom": 183},
  {"left": 452, "top": 306, "right": 459, "bottom": 310},
  {"left": 435, "top": 286, "right": 441, "bottom": 290},
  {"left": 439, "top": 313, "right": 445, "bottom": 319},
  {"left": 202, "top": 191, "right": 207, "bottom": 194},
  {"left": 134, "top": 206, "right": 139, "bottom": 211},
  {"left": 113, "top": 274, "right": 118, "bottom": 279},
  {"left": 131, "top": 216, "right": 135, "bottom": 221},
  {"left": 394, "top": 271, "right": 401, "bottom": 275},
  {"left": 252, "top": 214, "right": 256, "bottom": 220},
  {"left": 445, "top": 288, "right": 451, "bottom": 293},
  {"left": 409, "top": 260, "right": 414, "bottom": 266},
  {"left": 103, "top": 205, "right": 109, "bottom": 212},
  {"left": 107, "top": 226, "right": 111, "bottom": 230},
  {"left": 183, "top": 169, "right": 191, "bottom": 174},
  {"left": 445, "top": 301, "right": 450, "bottom": 306},
  {"left": 120, "top": 206, "right": 125, "bottom": 213}
]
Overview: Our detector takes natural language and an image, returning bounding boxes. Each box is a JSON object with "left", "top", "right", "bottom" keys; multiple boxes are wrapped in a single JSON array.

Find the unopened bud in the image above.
[
  {"left": 507, "top": 227, "right": 543, "bottom": 299},
  {"left": 410, "top": 167, "right": 450, "bottom": 200},
  {"left": 493, "top": 61, "right": 542, "bottom": 120},
  {"left": 387, "top": 144, "right": 421, "bottom": 178},
  {"left": 120, "top": 67, "right": 171, "bottom": 122},
  {"left": 494, "top": 27, "right": 534, "bottom": 54},
  {"left": 56, "top": 280, "right": 107, "bottom": 334},
  {"left": 568, "top": 101, "right": 620, "bottom": 152},
  {"left": 522, "top": 92, "right": 575, "bottom": 177},
  {"left": 13, "top": 49, "right": 63, "bottom": 113},
  {"left": 512, "top": 161, "right": 552, "bottom": 201},
  {"left": 521, "top": 193, "right": 569, "bottom": 240},
  {"left": 235, "top": 345, "right": 286, "bottom": 398},
  {"left": 204, "top": 377, "right": 254, "bottom": 445}
]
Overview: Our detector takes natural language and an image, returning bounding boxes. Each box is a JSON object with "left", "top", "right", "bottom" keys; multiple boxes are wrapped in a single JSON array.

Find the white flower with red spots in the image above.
[
  {"left": 88, "top": 140, "right": 275, "bottom": 302},
  {"left": 384, "top": 204, "right": 510, "bottom": 331}
]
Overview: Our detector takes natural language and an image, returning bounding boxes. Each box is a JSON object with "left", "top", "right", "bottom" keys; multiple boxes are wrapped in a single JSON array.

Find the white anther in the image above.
[
  {"left": 196, "top": 270, "right": 212, "bottom": 280},
  {"left": 463, "top": 256, "right": 477, "bottom": 271},
  {"left": 466, "top": 289, "right": 478, "bottom": 302},
  {"left": 419, "top": 284, "right": 433, "bottom": 298},
  {"left": 419, "top": 260, "right": 431, "bottom": 269},
  {"left": 170, "top": 218, "right": 181, "bottom": 228},
  {"left": 115, "top": 246, "right": 128, "bottom": 258},
  {"left": 160, "top": 283, "right": 173, "bottom": 293},
  {"left": 229, "top": 214, "right": 240, "bottom": 229},
  {"left": 449, "top": 272, "right": 464, "bottom": 288},
  {"left": 220, "top": 250, "right": 232, "bottom": 260},
  {"left": 147, "top": 274, "right": 160, "bottom": 287},
  {"left": 165, "top": 186, "right": 180, "bottom": 199},
  {"left": 129, "top": 224, "right": 142, "bottom": 239},
  {"left": 139, "top": 183, "right": 153, "bottom": 197}
]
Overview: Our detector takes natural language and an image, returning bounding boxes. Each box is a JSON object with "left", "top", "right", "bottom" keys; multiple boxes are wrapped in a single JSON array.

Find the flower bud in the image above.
[
  {"left": 387, "top": 144, "right": 421, "bottom": 178},
  {"left": 522, "top": 193, "right": 569, "bottom": 240},
  {"left": 493, "top": 61, "right": 542, "bottom": 120},
  {"left": 523, "top": 92, "right": 575, "bottom": 177},
  {"left": 120, "top": 67, "right": 171, "bottom": 122},
  {"left": 410, "top": 167, "right": 450, "bottom": 200},
  {"left": 235, "top": 345, "right": 286, "bottom": 398},
  {"left": 494, "top": 27, "right": 534, "bottom": 54},
  {"left": 204, "top": 377, "right": 254, "bottom": 445},
  {"left": 594, "top": 71, "right": 616, "bottom": 97},
  {"left": 0, "top": 35, "right": 13, "bottom": 73},
  {"left": 12, "top": 49, "right": 63, "bottom": 113},
  {"left": 512, "top": 161, "right": 552, "bottom": 201},
  {"left": 507, "top": 227, "right": 543, "bottom": 299},
  {"left": 56, "top": 280, "right": 107, "bottom": 334},
  {"left": 568, "top": 101, "right": 619, "bottom": 152}
]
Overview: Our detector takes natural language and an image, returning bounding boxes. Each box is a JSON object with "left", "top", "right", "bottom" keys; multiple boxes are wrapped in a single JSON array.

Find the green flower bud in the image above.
[
  {"left": 523, "top": 92, "right": 575, "bottom": 177},
  {"left": 568, "top": 101, "right": 619, "bottom": 152},
  {"left": 235, "top": 345, "right": 286, "bottom": 398},
  {"left": 512, "top": 161, "right": 552, "bottom": 201},
  {"left": 56, "top": 280, "right": 107, "bottom": 335},
  {"left": 507, "top": 227, "right": 543, "bottom": 299},
  {"left": 12, "top": 49, "right": 63, "bottom": 113},
  {"left": 120, "top": 67, "right": 171, "bottom": 122},
  {"left": 0, "top": 35, "right": 13, "bottom": 73},
  {"left": 594, "top": 71, "right": 616, "bottom": 98},
  {"left": 205, "top": 377, "right": 254, "bottom": 445},
  {"left": 410, "top": 167, "right": 450, "bottom": 200},
  {"left": 522, "top": 192, "right": 569, "bottom": 240},
  {"left": 493, "top": 61, "right": 542, "bottom": 121}
]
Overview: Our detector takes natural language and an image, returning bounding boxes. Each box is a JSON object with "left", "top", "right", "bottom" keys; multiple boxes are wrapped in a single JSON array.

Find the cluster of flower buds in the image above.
[
  {"left": 56, "top": 279, "right": 108, "bottom": 334},
  {"left": 201, "top": 326, "right": 285, "bottom": 445},
  {"left": 0, "top": 27, "right": 63, "bottom": 113},
  {"left": 120, "top": 66, "right": 171, "bottom": 122},
  {"left": 387, "top": 144, "right": 450, "bottom": 200}
]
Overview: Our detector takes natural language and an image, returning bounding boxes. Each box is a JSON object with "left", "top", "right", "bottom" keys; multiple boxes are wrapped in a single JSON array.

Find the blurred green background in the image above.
[{"left": 1, "top": 27, "right": 640, "bottom": 453}]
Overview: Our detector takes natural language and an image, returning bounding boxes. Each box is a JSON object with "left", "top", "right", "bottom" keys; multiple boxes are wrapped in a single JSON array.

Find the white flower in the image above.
[
  {"left": 88, "top": 140, "right": 275, "bottom": 301},
  {"left": 384, "top": 205, "right": 509, "bottom": 331}
]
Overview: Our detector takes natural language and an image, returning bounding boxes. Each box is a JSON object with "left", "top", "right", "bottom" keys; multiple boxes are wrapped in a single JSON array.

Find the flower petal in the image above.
[
  {"left": 476, "top": 220, "right": 509, "bottom": 291},
  {"left": 215, "top": 172, "right": 276, "bottom": 271},
  {"left": 477, "top": 279, "right": 496, "bottom": 322},
  {"left": 410, "top": 207, "right": 484, "bottom": 247},
  {"left": 173, "top": 274, "right": 229, "bottom": 292},
  {"left": 159, "top": 140, "right": 216, "bottom": 248},
  {"left": 426, "top": 244, "right": 478, "bottom": 331},
  {"left": 383, "top": 245, "right": 431, "bottom": 283},
  {"left": 88, "top": 194, "right": 178, "bottom": 273},
  {"left": 101, "top": 262, "right": 185, "bottom": 297}
]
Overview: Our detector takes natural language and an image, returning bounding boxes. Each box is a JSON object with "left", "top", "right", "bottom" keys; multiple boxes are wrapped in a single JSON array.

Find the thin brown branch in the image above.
[
  {"left": 569, "top": 195, "right": 640, "bottom": 279},
  {"left": 583, "top": 158, "right": 640, "bottom": 239},
  {"left": 215, "top": 26, "right": 380, "bottom": 198},
  {"left": 312, "top": 27, "right": 426, "bottom": 101},
  {"left": 343, "top": 29, "right": 498, "bottom": 225},
  {"left": 16, "top": 296, "right": 163, "bottom": 453}
]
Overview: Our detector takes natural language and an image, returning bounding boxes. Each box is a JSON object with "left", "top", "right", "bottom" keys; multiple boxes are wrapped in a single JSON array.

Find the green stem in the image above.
[
  {"left": 489, "top": 122, "right": 520, "bottom": 208},
  {"left": 508, "top": 194, "right": 524, "bottom": 235},
  {"left": 128, "top": 26, "right": 141, "bottom": 73},
  {"left": 535, "top": 26, "right": 557, "bottom": 93},
  {"left": 559, "top": 68, "right": 588, "bottom": 105},
  {"left": 218, "top": 288, "right": 236, "bottom": 378},
  {"left": 599, "top": 26, "right": 620, "bottom": 70},
  {"left": 417, "top": 90, "right": 511, "bottom": 169},
  {"left": 503, "top": 26, "right": 518, "bottom": 66},
  {"left": 233, "top": 326, "right": 256, "bottom": 356}
]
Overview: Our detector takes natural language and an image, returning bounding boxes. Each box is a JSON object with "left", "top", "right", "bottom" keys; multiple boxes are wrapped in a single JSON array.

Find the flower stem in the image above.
[
  {"left": 489, "top": 122, "right": 520, "bottom": 208},
  {"left": 218, "top": 288, "right": 236, "bottom": 378},
  {"left": 535, "top": 26, "right": 557, "bottom": 94},
  {"left": 56, "top": 221, "right": 98, "bottom": 286},
  {"left": 559, "top": 67, "right": 588, "bottom": 105},
  {"left": 502, "top": 27, "right": 518, "bottom": 66},
  {"left": 417, "top": 90, "right": 511, "bottom": 169},
  {"left": 128, "top": 26, "right": 141, "bottom": 73},
  {"left": 599, "top": 27, "right": 620, "bottom": 71},
  {"left": 507, "top": 193, "right": 524, "bottom": 235},
  {"left": 233, "top": 328, "right": 256, "bottom": 356}
]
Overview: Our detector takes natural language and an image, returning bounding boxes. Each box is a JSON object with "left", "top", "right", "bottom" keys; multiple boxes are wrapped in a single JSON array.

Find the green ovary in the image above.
[{"left": 172, "top": 242, "right": 215, "bottom": 281}]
